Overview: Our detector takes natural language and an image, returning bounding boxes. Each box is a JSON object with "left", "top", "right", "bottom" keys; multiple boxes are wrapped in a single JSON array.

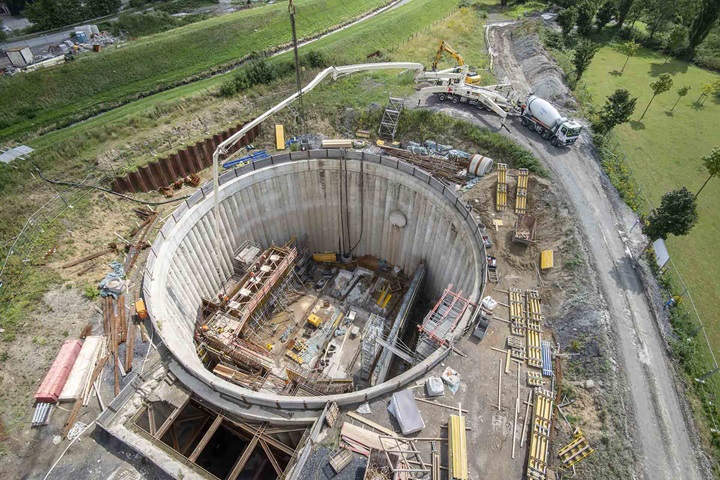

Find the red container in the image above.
[{"left": 34, "top": 339, "right": 83, "bottom": 403}]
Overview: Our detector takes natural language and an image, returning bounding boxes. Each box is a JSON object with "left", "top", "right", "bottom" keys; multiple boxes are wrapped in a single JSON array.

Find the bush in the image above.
[
  {"left": 303, "top": 50, "right": 328, "bottom": 69},
  {"left": 217, "top": 58, "right": 279, "bottom": 97}
]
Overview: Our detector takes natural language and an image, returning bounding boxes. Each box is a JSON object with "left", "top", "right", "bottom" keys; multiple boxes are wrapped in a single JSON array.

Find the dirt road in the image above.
[{"left": 420, "top": 22, "right": 709, "bottom": 480}]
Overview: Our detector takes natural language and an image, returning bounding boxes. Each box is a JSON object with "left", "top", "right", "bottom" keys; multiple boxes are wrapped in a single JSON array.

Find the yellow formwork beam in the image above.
[
  {"left": 515, "top": 168, "right": 529, "bottom": 214},
  {"left": 275, "top": 124, "right": 285, "bottom": 150},
  {"left": 496, "top": 163, "right": 508, "bottom": 211},
  {"left": 449, "top": 415, "right": 468, "bottom": 480}
]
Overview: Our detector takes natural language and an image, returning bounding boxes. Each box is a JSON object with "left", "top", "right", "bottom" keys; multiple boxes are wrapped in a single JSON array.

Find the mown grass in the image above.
[
  {"left": 577, "top": 42, "right": 720, "bottom": 459},
  {"left": 582, "top": 44, "right": 720, "bottom": 348},
  {"left": 0, "top": 0, "right": 390, "bottom": 141}
]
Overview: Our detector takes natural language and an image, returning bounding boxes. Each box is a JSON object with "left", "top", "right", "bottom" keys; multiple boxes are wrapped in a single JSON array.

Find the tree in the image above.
[
  {"left": 5, "top": 0, "right": 28, "bottom": 16},
  {"left": 593, "top": 89, "right": 637, "bottom": 134},
  {"left": 671, "top": 85, "right": 691, "bottom": 111},
  {"left": 85, "top": 0, "right": 122, "bottom": 18},
  {"left": 639, "top": 73, "right": 673, "bottom": 120},
  {"left": 616, "top": 0, "right": 636, "bottom": 30},
  {"left": 643, "top": 0, "right": 677, "bottom": 41},
  {"left": 665, "top": 25, "right": 686, "bottom": 63},
  {"left": 596, "top": 1, "right": 617, "bottom": 33},
  {"left": 696, "top": 147, "right": 720, "bottom": 198},
  {"left": 557, "top": 7, "right": 578, "bottom": 38},
  {"left": 576, "top": 0, "right": 598, "bottom": 37},
  {"left": 619, "top": 40, "right": 640, "bottom": 73},
  {"left": 695, "top": 81, "right": 719, "bottom": 106},
  {"left": 24, "top": 0, "right": 84, "bottom": 30},
  {"left": 641, "top": 187, "right": 698, "bottom": 254},
  {"left": 688, "top": 0, "right": 720, "bottom": 53},
  {"left": 573, "top": 39, "right": 600, "bottom": 82}
]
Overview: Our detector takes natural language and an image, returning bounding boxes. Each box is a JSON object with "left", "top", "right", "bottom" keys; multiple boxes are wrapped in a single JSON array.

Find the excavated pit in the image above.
[{"left": 144, "top": 150, "right": 487, "bottom": 411}]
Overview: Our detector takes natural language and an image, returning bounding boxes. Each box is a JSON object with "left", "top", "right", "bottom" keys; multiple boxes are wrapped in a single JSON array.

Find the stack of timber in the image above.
[
  {"left": 507, "top": 335, "right": 526, "bottom": 361},
  {"left": 509, "top": 288, "right": 526, "bottom": 337},
  {"left": 496, "top": 163, "right": 508, "bottom": 211},
  {"left": 515, "top": 168, "right": 529, "bottom": 214},
  {"left": 379, "top": 145, "right": 469, "bottom": 184},
  {"left": 527, "top": 388, "right": 554, "bottom": 480},
  {"left": 448, "top": 414, "right": 468, "bottom": 480},
  {"left": 526, "top": 290, "right": 543, "bottom": 369}
]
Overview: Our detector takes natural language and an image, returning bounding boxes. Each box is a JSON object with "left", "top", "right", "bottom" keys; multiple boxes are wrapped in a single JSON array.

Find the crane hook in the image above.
[{"left": 288, "top": 0, "right": 296, "bottom": 15}]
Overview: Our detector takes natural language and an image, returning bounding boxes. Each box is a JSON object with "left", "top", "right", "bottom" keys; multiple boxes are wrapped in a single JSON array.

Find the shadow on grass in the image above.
[
  {"left": 649, "top": 61, "right": 689, "bottom": 77},
  {"left": 664, "top": 111, "right": 674, "bottom": 117},
  {"left": 609, "top": 70, "right": 623, "bottom": 76},
  {"left": 630, "top": 120, "right": 645, "bottom": 130}
]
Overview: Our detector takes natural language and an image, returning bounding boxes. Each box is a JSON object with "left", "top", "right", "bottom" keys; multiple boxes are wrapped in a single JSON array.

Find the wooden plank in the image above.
[
  {"left": 341, "top": 422, "right": 384, "bottom": 451},
  {"left": 347, "top": 411, "right": 398, "bottom": 437},
  {"left": 415, "top": 397, "right": 468, "bottom": 414},
  {"left": 189, "top": 414, "right": 223, "bottom": 463},
  {"left": 448, "top": 415, "right": 468, "bottom": 480},
  {"left": 124, "top": 322, "right": 136, "bottom": 373}
]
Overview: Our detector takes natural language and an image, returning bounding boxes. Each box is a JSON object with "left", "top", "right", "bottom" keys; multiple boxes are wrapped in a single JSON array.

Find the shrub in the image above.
[{"left": 303, "top": 50, "right": 328, "bottom": 69}]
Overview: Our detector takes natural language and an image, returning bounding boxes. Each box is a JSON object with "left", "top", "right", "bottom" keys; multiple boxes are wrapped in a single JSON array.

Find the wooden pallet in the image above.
[
  {"left": 527, "top": 371, "right": 544, "bottom": 387},
  {"left": 558, "top": 428, "right": 594, "bottom": 468},
  {"left": 509, "top": 288, "right": 526, "bottom": 337},
  {"left": 526, "top": 290, "right": 544, "bottom": 332}
]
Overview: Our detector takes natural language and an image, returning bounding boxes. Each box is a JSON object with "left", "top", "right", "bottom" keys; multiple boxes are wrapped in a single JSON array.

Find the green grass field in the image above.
[
  {"left": 583, "top": 46, "right": 720, "bottom": 374},
  {"left": 0, "top": 0, "right": 390, "bottom": 141},
  {"left": 27, "top": 0, "right": 460, "bottom": 154}
]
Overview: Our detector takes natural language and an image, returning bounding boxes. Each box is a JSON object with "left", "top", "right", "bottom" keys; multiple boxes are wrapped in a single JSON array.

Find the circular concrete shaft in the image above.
[{"left": 144, "top": 150, "right": 487, "bottom": 410}]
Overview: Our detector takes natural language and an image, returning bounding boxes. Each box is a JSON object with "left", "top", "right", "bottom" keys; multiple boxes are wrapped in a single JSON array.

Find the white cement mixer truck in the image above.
[{"left": 520, "top": 94, "right": 582, "bottom": 147}]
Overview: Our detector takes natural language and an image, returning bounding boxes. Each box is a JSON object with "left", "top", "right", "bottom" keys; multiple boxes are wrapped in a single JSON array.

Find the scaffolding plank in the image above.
[{"left": 449, "top": 415, "right": 468, "bottom": 480}]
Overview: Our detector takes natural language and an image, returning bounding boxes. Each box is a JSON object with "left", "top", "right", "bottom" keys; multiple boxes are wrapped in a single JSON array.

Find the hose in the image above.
[{"left": 34, "top": 166, "right": 190, "bottom": 206}]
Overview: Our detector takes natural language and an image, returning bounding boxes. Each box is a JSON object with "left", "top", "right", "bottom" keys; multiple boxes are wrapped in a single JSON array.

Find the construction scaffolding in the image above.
[
  {"left": 378, "top": 97, "right": 404, "bottom": 140},
  {"left": 360, "top": 314, "right": 385, "bottom": 381},
  {"left": 414, "top": 285, "right": 473, "bottom": 362}
]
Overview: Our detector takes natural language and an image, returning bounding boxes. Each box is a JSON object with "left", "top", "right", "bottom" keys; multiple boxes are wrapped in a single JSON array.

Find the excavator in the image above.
[{"left": 431, "top": 40, "right": 482, "bottom": 85}]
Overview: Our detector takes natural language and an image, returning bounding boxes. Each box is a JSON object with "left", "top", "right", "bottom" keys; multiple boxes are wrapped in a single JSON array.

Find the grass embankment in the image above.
[
  {"left": 576, "top": 42, "right": 720, "bottom": 454},
  {"left": 0, "top": 0, "right": 391, "bottom": 141}
]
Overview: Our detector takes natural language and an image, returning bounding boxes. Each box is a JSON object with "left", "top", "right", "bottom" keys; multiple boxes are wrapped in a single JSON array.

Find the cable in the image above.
[
  {"left": 349, "top": 158, "right": 364, "bottom": 254},
  {"left": 43, "top": 419, "right": 96, "bottom": 480},
  {"left": 34, "top": 166, "right": 189, "bottom": 206}
]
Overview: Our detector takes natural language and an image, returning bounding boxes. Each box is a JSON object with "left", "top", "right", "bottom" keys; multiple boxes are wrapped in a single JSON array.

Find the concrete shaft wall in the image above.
[{"left": 144, "top": 150, "right": 486, "bottom": 410}]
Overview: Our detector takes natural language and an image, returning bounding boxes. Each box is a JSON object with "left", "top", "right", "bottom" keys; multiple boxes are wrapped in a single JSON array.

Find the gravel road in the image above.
[{"left": 418, "top": 21, "right": 710, "bottom": 480}]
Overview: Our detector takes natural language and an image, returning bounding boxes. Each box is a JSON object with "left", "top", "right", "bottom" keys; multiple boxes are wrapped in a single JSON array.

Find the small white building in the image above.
[{"left": 5, "top": 46, "right": 33, "bottom": 67}]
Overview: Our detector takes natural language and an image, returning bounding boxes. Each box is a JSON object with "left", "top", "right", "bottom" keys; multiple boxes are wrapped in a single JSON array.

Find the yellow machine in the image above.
[
  {"left": 307, "top": 314, "right": 323, "bottom": 328},
  {"left": 313, "top": 252, "right": 337, "bottom": 263},
  {"left": 431, "top": 40, "right": 481, "bottom": 85}
]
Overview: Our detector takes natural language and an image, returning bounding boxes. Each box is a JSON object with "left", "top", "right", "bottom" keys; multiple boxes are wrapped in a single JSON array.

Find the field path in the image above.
[{"left": 423, "top": 21, "right": 709, "bottom": 480}]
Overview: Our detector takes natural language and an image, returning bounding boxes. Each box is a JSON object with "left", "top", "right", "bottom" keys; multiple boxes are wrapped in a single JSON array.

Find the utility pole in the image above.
[{"left": 288, "top": 0, "right": 304, "bottom": 127}]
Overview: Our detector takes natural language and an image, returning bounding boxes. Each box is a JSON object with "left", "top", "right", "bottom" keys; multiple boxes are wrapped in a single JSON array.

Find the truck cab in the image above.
[{"left": 553, "top": 120, "right": 582, "bottom": 146}]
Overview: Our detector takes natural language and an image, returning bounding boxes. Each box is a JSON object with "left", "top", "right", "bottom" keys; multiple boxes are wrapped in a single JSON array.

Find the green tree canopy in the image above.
[
  {"left": 696, "top": 147, "right": 720, "bottom": 197},
  {"left": 573, "top": 39, "right": 600, "bottom": 82},
  {"left": 619, "top": 40, "right": 640, "bottom": 72},
  {"left": 596, "top": 1, "right": 617, "bottom": 32},
  {"left": 557, "top": 6, "right": 578, "bottom": 38},
  {"left": 594, "top": 89, "right": 637, "bottom": 134},
  {"left": 576, "top": 1, "right": 598, "bottom": 37},
  {"left": 688, "top": 0, "right": 720, "bottom": 52},
  {"left": 671, "top": 85, "right": 691, "bottom": 111},
  {"left": 642, "top": 187, "right": 698, "bottom": 241},
  {"left": 639, "top": 73, "right": 673, "bottom": 120}
]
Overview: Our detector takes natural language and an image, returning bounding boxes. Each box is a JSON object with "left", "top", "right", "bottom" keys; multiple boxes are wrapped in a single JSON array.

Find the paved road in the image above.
[{"left": 419, "top": 24, "right": 708, "bottom": 479}]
